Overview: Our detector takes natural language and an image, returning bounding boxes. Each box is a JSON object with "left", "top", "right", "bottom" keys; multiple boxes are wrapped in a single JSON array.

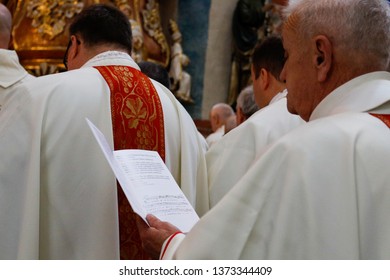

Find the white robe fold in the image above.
[
  {"left": 0, "top": 49, "right": 36, "bottom": 259},
  {"left": 0, "top": 50, "right": 32, "bottom": 89},
  {"left": 205, "top": 125, "right": 225, "bottom": 147}
]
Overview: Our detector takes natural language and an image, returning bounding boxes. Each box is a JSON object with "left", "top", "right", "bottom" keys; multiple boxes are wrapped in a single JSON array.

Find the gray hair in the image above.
[
  {"left": 284, "top": 0, "right": 390, "bottom": 70},
  {"left": 236, "top": 85, "right": 259, "bottom": 118}
]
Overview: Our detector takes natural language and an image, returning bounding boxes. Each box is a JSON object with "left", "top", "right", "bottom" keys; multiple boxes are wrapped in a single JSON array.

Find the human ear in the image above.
[
  {"left": 68, "top": 35, "right": 80, "bottom": 60},
  {"left": 215, "top": 114, "right": 222, "bottom": 127},
  {"left": 313, "top": 35, "right": 332, "bottom": 82},
  {"left": 260, "top": 68, "right": 269, "bottom": 90},
  {"left": 236, "top": 108, "right": 245, "bottom": 125}
]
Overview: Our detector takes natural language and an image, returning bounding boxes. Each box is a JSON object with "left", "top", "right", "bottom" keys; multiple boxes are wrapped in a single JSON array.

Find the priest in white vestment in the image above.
[
  {"left": 0, "top": 4, "right": 208, "bottom": 260},
  {"left": 137, "top": 0, "right": 390, "bottom": 260},
  {"left": 0, "top": 3, "right": 37, "bottom": 259},
  {"left": 207, "top": 36, "right": 304, "bottom": 207}
]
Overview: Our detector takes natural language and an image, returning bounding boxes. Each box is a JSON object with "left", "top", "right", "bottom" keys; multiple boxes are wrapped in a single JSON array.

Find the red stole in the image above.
[
  {"left": 370, "top": 113, "right": 390, "bottom": 128},
  {"left": 95, "top": 65, "right": 165, "bottom": 260}
]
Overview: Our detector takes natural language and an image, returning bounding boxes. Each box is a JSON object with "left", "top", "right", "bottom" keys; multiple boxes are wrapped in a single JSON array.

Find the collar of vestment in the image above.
[
  {"left": 269, "top": 89, "right": 288, "bottom": 105},
  {"left": 0, "top": 49, "right": 28, "bottom": 88},
  {"left": 310, "top": 71, "right": 390, "bottom": 121},
  {"left": 82, "top": 51, "right": 140, "bottom": 70}
]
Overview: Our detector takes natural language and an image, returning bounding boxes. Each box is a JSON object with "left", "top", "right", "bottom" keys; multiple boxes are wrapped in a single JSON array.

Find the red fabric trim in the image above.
[
  {"left": 370, "top": 113, "right": 390, "bottom": 128},
  {"left": 94, "top": 65, "right": 165, "bottom": 260},
  {"left": 160, "top": 232, "right": 183, "bottom": 260},
  {"left": 94, "top": 65, "right": 165, "bottom": 160}
]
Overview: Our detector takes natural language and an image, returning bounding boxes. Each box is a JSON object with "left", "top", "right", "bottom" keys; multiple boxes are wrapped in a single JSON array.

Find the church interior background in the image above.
[{"left": 1, "top": 0, "right": 287, "bottom": 129}]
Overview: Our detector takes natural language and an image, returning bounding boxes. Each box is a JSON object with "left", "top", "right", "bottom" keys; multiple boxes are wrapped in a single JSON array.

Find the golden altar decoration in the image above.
[{"left": 2, "top": 0, "right": 171, "bottom": 75}]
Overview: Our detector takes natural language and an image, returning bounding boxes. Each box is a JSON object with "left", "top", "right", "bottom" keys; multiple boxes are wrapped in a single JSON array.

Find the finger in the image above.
[{"left": 146, "top": 214, "right": 160, "bottom": 226}]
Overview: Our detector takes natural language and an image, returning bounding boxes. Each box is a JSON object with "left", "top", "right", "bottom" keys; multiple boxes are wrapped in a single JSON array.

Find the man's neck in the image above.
[{"left": 266, "top": 79, "right": 286, "bottom": 106}]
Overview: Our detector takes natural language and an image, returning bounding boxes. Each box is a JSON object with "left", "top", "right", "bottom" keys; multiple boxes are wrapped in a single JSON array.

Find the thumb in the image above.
[{"left": 146, "top": 214, "right": 161, "bottom": 227}]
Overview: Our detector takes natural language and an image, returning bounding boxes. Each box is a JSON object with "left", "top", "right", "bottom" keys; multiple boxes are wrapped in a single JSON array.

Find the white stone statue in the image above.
[
  {"left": 168, "top": 19, "right": 193, "bottom": 103},
  {"left": 130, "top": 19, "right": 144, "bottom": 63}
]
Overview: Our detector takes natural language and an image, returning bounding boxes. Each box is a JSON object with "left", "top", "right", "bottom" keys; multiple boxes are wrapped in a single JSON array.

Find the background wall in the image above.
[
  {"left": 202, "top": 0, "right": 239, "bottom": 119},
  {"left": 177, "top": 0, "right": 211, "bottom": 119},
  {"left": 176, "top": 0, "right": 239, "bottom": 119}
]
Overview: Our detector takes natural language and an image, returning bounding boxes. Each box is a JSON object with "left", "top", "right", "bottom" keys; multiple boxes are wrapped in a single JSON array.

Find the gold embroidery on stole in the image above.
[{"left": 95, "top": 65, "right": 165, "bottom": 259}]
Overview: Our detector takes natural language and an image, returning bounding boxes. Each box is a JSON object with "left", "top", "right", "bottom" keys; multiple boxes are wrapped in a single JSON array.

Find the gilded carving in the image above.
[
  {"left": 26, "top": 0, "right": 84, "bottom": 39},
  {"left": 114, "top": 0, "right": 134, "bottom": 18},
  {"left": 130, "top": 19, "right": 144, "bottom": 62},
  {"left": 31, "top": 62, "right": 59, "bottom": 76},
  {"left": 7, "top": 0, "right": 171, "bottom": 75},
  {"left": 141, "top": 0, "right": 169, "bottom": 66}
]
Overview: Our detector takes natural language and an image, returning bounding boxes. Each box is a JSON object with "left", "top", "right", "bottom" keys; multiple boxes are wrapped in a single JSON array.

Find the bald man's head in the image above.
[
  {"left": 209, "top": 103, "right": 235, "bottom": 132},
  {"left": 0, "top": 3, "right": 12, "bottom": 49}
]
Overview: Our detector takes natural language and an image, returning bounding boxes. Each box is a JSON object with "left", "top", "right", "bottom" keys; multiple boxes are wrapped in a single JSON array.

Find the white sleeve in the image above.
[{"left": 160, "top": 232, "right": 186, "bottom": 260}]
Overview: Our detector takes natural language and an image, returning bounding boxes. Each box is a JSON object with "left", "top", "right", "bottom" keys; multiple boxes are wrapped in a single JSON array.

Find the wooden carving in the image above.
[{"left": 4, "top": 0, "right": 171, "bottom": 75}]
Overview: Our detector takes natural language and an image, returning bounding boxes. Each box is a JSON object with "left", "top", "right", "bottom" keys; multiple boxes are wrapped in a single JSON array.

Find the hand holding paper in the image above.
[
  {"left": 136, "top": 214, "right": 180, "bottom": 259},
  {"left": 86, "top": 118, "right": 199, "bottom": 233}
]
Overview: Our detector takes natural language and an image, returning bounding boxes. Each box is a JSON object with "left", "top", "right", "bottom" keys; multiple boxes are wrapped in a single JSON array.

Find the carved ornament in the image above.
[
  {"left": 26, "top": 0, "right": 84, "bottom": 39},
  {"left": 141, "top": 0, "right": 169, "bottom": 66}
]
